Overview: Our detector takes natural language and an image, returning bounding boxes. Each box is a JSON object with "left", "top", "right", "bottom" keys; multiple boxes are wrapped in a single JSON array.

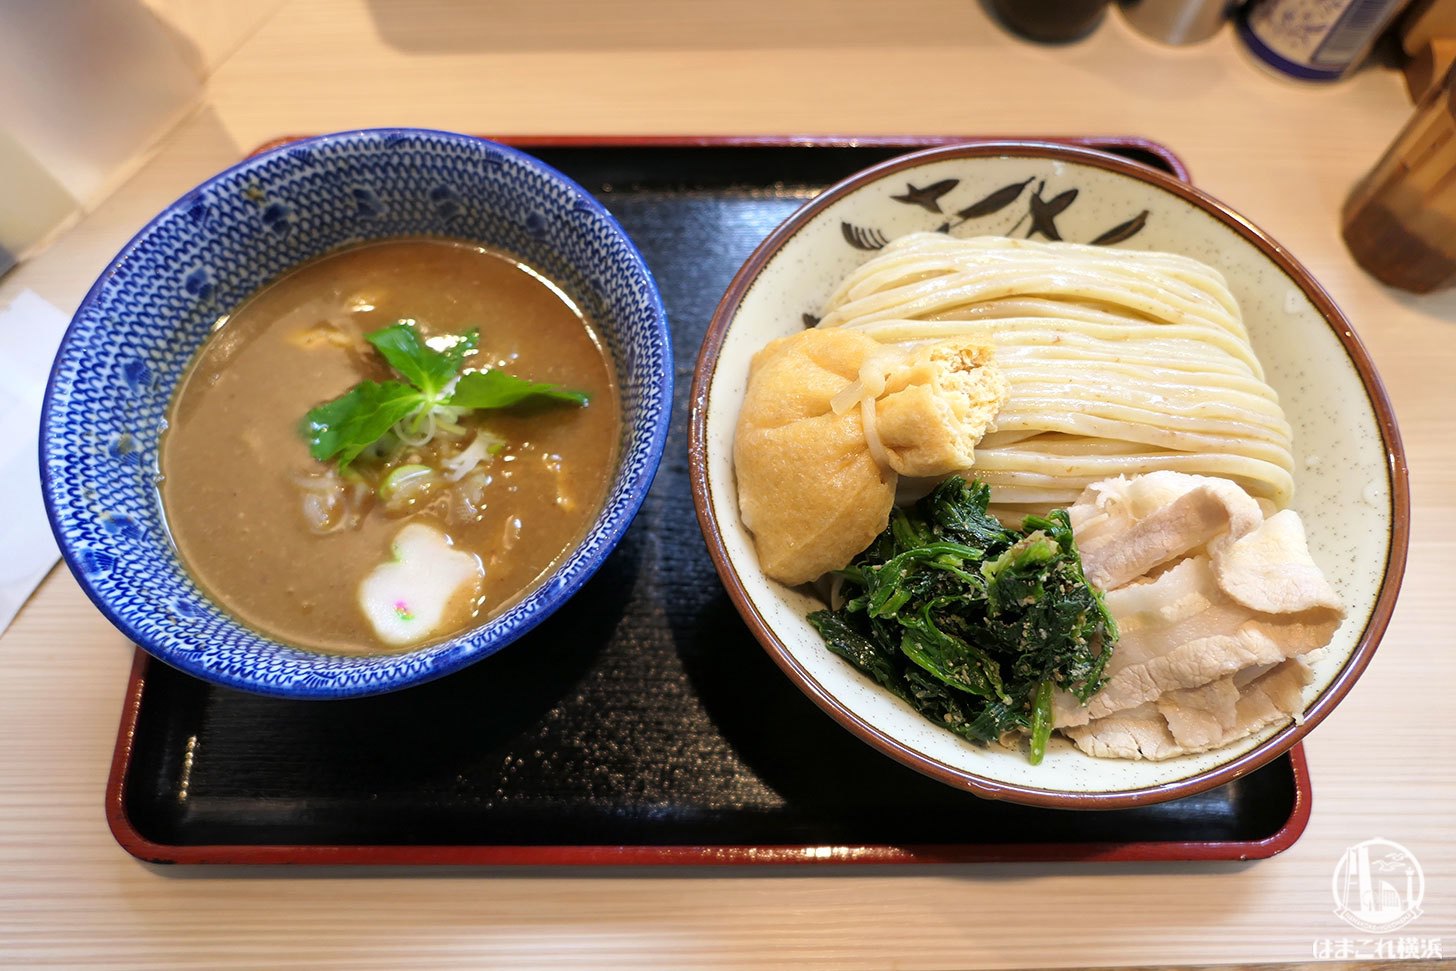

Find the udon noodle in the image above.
[{"left": 815, "top": 233, "right": 1295, "bottom": 518}]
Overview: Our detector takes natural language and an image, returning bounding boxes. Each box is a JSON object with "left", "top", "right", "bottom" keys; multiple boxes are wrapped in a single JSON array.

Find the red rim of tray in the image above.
[{"left": 106, "top": 133, "right": 1315, "bottom": 865}]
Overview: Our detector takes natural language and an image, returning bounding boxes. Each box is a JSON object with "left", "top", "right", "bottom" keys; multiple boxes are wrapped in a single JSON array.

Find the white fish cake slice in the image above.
[{"left": 359, "top": 522, "right": 484, "bottom": 647}]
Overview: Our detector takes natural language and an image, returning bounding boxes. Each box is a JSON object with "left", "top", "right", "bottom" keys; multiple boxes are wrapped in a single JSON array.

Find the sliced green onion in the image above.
[{"left": 378, "top": 464, "right": 434, "bottom": 501}]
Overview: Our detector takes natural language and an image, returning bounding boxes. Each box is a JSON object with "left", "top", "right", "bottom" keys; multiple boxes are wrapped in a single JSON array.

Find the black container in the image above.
[{"left": 987, "top": 0, "right": 1112, "bottom": 42}]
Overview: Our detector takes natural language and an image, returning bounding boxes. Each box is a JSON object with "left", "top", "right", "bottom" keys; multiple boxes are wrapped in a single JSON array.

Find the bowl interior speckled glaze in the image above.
[
  {"left": 690, "top": 142, "right": 1408, "bottom": 808},
  {"left": 42, "top": 129, "right": 671, "bottom": 699}
]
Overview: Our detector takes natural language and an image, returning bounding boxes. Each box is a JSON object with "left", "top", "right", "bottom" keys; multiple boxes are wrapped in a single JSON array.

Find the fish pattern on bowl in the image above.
[
  {"left": 693, "top": 142, "right": 1407, "bottom": 805},
  {"left": 803, "top": 174, "right": 1153, "bottom": 326}
]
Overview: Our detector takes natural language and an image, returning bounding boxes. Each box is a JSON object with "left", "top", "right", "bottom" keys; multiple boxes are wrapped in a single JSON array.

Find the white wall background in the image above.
[{"left": 0, "top": 0, "right": 283, "bottom": 263}]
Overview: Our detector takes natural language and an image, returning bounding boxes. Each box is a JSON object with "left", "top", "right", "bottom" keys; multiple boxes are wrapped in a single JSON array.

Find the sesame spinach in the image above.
[{"left": 807, "top": 476, "right": 1116, "bottom": 764}]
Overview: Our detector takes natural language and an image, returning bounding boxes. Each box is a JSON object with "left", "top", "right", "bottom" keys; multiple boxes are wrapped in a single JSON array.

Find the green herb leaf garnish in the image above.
[
  {"left": 449, "top": 370, "right": 590, "bottom": 409},
  {"left": 365, "top": 325, "right": 477, "bottom": 400},
  {"left": 301, "top": 322, "right": 588, "bottom": 469},
  {"left": 807, "top": 476, "right": 1116, "bottom": 763},
  {"left": 301, "top": 380, "right": 423, "bottom": 470}
]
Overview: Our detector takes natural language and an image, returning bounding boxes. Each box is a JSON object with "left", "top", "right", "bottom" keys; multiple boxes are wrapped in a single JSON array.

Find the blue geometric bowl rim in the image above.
[{"left": 39, "top": 127, "right": 673, "bottom": 699}]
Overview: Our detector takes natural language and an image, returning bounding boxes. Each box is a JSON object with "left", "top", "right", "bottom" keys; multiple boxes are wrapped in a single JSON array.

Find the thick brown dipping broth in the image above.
[{"left": 160, "top": 239, "right": 620, "bottom": 654}]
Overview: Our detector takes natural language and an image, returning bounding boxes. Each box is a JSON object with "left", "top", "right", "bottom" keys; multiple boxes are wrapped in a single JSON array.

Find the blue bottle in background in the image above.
[{"left": 1238, "top": 0, "right": 1411, "bottom": 80}]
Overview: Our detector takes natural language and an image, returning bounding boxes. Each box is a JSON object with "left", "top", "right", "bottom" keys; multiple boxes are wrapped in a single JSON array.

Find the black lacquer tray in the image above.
[{"left": 108, "top": 136, "right": 1309, "bottom": 865}]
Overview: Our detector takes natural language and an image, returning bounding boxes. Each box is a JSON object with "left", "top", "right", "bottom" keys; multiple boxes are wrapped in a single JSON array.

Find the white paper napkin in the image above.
[{"left": 0, "top": 290, "right": 69, "bottom": 635}]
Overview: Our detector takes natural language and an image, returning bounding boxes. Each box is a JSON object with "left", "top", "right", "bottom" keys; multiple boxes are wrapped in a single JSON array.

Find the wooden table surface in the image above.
[{"left": 2, "top": 1, "right": 1452, "bottom": 967}]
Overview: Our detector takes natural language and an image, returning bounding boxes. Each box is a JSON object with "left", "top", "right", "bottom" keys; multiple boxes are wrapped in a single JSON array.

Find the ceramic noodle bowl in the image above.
[
  {"left": 690, "top": 141, "right": 1409, "bottom": 808},
  {"left": 42, "top": 129, "right": 671, "bottom": 698}
]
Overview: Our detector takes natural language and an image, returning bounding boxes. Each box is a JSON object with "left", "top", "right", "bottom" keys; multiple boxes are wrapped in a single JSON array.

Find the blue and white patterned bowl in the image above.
[{"left": 41, "top": 128, "right": 671, "bottom": 698}]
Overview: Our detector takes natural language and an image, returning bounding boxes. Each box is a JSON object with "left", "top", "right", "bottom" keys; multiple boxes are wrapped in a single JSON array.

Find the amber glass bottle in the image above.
[{"left": 1342, "top": 70, "right": 1456, "bottom": 293}]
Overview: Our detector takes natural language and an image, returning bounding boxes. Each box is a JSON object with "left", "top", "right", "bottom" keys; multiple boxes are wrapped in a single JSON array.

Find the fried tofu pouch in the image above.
[{"left": 733, "top": 328, "right": 1007, "bottom": 585}]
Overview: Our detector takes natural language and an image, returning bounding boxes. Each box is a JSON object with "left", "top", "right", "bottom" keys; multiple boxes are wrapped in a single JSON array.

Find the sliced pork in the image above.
[{"left": 1057, "top": 472, "right": 1344, "bottom": 761}]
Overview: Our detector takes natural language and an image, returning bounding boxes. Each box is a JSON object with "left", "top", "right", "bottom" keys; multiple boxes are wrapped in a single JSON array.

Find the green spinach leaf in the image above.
[{"left": 808, "top": 476, "right": 1116, "bottom": 762}]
